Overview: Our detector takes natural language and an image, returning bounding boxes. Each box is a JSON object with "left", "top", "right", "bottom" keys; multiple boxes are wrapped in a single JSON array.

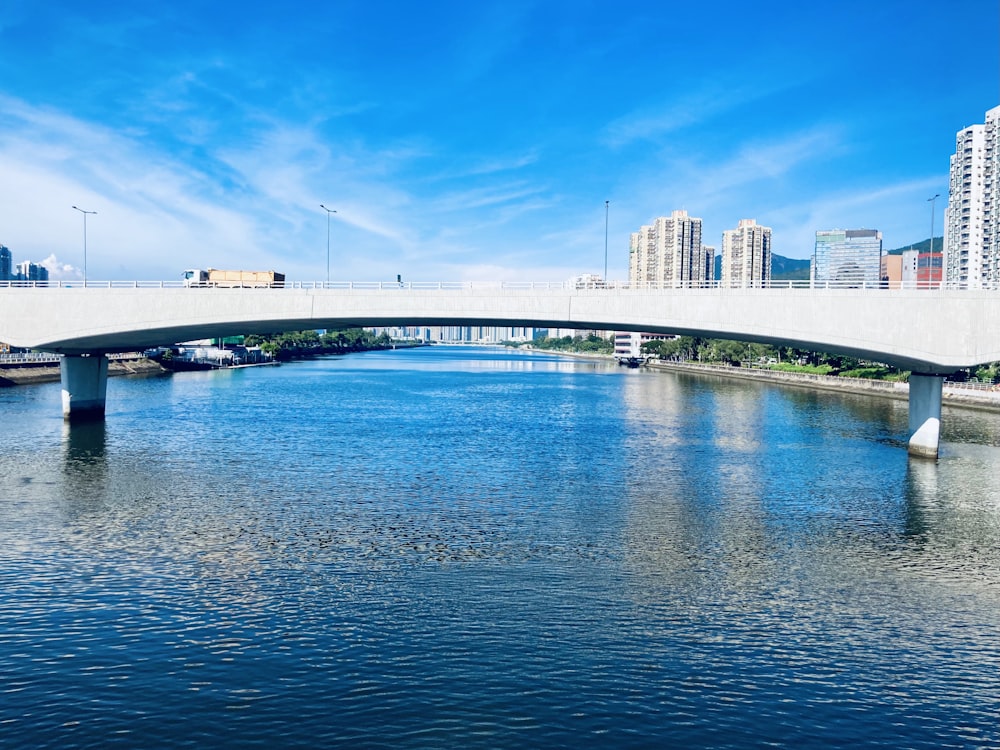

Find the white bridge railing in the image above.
[{"left": 0, "top": 279, "right": 991, "bottom": 291}]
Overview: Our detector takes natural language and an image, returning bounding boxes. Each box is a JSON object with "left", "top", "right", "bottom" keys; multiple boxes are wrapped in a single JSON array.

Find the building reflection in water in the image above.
[{"left": 616, "top": 368, "right": 1000, "bottom": 594}]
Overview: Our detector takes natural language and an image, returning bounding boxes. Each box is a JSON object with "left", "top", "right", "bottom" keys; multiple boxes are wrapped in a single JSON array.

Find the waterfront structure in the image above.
[
  {"left": 720, "top": 219, "right": 772, "bottom": 287},
  {"left": 811, "top": 229, "right": 883, "bottom": 285},
  {"left": 613, "top": 331, "right": 674, "bottom": 359},
  {"left": 944, "top": 105, "right": 999, "bottom": 288},
  {"left": 629, "top": 210, "right": 711, "bottom": 286},
  {"left": 0, "top": 245, "right": 11, "bottom": 281}
]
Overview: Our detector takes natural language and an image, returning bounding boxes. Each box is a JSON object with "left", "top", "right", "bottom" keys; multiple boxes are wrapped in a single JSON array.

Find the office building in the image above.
[
  {"left": 628, "top": 210, "right": 710, "bottom": 286},
  {"left": 721, "top": 219, "right": 772, "bottom": 287},
  {"left": 0, "top": 245, "right": 11, "bottom": 281},
  {"left": 15, "top": 261, "right": 49, "bottom": 284},
  {"left": 944, "top": 105, "right": 999, "bottom": 287},
  {"left": 811, "top": 229, "right": 883, "bottom": 285}
]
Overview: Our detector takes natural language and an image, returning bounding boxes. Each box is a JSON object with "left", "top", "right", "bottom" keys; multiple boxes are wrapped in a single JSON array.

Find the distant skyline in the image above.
[{"left": 0, "top": 1, "right": 997, "bottom": 282}]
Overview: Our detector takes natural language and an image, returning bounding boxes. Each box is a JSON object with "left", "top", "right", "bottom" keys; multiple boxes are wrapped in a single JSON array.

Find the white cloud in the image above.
[
  {"left": 603, "top": 76, "right": 810, "bottom": 148},
  {"left": 38, "top": 254, "right": 79, "bottom": 281}
]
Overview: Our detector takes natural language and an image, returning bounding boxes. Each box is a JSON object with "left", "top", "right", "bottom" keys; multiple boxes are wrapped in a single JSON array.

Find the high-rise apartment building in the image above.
[
  {"left": 811, "top": 229, "right": 883, "bottom": 285},
  {"left": 628, "top": 210, "right": 710, "bottom": 286},
  {"left": 721, "top": 219, "right": 772, "bottom": 287},
  {"left": 944, "top": 105, "right": 999, "bottom": 287}
]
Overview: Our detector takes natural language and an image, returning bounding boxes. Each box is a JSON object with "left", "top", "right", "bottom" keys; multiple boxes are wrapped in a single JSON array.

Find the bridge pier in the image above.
[
  {"left": 908, "top": 373, "right": 943, "bottom": 459},
  {"left": 60, "top": 355, "right": 108, "bottom": 422}
]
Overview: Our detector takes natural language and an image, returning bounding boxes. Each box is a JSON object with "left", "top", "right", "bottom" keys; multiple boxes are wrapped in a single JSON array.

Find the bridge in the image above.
[{"left": 3, "top": 279, "right": 1000, "bottom": 458}]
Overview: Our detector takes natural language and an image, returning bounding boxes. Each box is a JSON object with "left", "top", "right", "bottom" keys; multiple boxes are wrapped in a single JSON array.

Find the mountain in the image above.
[
  {"left": 885, "top": 237, "right": 943, "bottom": 256},
  {"left": 713, "top": 253, "right": 811, "bottom": 281},
  {"left": 770, "top": 254, "right": 811, "bottom": 281}
]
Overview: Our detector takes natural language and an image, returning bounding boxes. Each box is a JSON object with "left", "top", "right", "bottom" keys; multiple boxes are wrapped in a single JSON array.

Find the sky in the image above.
[{"left": 0, "top": 0, "right": 997, "bottom": 283}]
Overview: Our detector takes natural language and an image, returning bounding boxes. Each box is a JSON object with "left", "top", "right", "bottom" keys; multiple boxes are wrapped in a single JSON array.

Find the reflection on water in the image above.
[
  {"left": 63, "top": 420, "right": 107, "bottom": 463},
  {"left": 2, "top": 348, "right": 1000, "bottom": 749}
]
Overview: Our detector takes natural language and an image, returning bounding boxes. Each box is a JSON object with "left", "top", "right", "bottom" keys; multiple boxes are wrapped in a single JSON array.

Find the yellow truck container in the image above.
[{"left": 182, "top": 269, "right": 285, "bottom": 287}]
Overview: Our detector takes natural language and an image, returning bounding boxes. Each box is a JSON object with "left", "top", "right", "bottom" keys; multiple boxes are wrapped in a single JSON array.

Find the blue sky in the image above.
[{"left": 0, "top": 0, "right": 997, "bottom": 282}]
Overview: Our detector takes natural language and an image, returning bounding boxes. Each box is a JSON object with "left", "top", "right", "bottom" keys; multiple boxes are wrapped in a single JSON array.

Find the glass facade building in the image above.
[
  {"left": 811, "top": 229, "right": 883, "bottom": 286},
  {"left": 0, "top": 245, "right": 11, "bottom": 281}
]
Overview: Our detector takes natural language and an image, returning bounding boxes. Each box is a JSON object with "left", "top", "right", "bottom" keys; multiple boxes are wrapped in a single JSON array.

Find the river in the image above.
[{"left": 2, "top": 346, "right": 999, "bottom": 748}]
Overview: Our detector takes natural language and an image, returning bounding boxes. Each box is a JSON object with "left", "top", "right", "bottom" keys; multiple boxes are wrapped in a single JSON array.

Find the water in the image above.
[{"left": 2, "top": 347, "right": 1000, "bottom": 748}]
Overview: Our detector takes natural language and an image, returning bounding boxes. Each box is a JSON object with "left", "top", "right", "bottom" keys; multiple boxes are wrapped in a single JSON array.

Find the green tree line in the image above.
[
  {"left": 243, "top": 328, "right": 393, "bottom": 360},
  {"left": 519, "top": 334, "right": 614, "bottom": 354},
  {"left": 639, "top": 337, "right": 911, "bottom": 380}
]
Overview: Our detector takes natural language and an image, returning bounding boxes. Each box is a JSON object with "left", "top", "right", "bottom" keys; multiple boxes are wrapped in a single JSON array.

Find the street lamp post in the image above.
[
  {"left": 320, "top": 204, "right": 336, "bottom": 285},
  {"left": 927, "top": 194, "right": 940, "bottom": 288},
  {"left": 928, "top": 194, "right": 940, "bottom": 255},
  {"left": 604, "top": 200, "right": 609, "bottom": 284},
  {"left": 72, "top": 206, "right": 97, "bottom": 285}
]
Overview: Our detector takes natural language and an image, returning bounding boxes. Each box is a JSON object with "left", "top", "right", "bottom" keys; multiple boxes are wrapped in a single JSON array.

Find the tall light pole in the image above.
[
  {"left": 604, "top": 200, "right": 610, "bottom": 284},
  {"left": 72, "top": 206, "right": 97, "bottom": 285},
  {"left": 320, "top": 204, "right": 336, "bottom": 285},
  {"left": 928, "top": 194, "right": 940, "bottom": 254}
]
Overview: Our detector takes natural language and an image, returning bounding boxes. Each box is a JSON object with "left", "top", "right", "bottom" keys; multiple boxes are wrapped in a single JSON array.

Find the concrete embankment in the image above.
[
  {"left": 0, "top": 358, "right": 167, "bottom": 387},
  {"left": 646, "top": 360, "right": 1000, "bottom": 413}
]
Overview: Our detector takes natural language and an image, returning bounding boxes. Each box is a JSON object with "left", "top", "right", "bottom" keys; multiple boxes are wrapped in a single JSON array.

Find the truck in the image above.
[{"left": 182, "top": 269, "right": 285, "bottom": 288}]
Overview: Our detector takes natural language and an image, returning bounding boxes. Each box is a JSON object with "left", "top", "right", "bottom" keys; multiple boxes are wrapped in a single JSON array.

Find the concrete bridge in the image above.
[{"left": 3, "top": 280, "right": 1000, "bottom": 458}]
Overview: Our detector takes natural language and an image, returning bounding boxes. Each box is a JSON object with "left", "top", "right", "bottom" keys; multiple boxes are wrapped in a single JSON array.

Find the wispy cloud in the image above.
[{"left": 603, "top": 76, "right": 810, "bottom": 148}]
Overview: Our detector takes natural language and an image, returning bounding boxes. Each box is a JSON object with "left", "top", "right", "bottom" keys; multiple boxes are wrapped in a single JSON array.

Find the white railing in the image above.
[
  {"left": 0, "top": 352, "right": 62, "bottom": 365},
  {"left": 943, "top": 379, "right": 999, "bottom": 391},
  {"left": 0, "top": 279, "right": 993, "bottom": 292},
  {"left": 0, "top": 351, "right": 146, "bottom": 365}
]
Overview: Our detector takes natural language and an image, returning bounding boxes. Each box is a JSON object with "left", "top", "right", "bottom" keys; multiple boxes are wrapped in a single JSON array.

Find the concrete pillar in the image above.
[
  {"left": 908, "top": 373, "right": 943, "bottom": 459},
  {"left": 60, "top": 355, "right": 109, "bottom": 421}
]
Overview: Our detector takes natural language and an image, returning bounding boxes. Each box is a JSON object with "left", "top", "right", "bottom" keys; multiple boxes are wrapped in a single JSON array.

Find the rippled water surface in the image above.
[{"left": 2, "top": 347, "right": 1000, "bottom": 748}]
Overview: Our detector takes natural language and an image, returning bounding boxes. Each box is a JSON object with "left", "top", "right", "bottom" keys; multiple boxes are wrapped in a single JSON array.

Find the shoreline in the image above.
[
  {"left": 5, "top": 349, "right": 1000, "bottom": 415},
  {"left": 0, "top": 357, "right": 168, "bottom": 387},
  {"left": 645, "top": 360, "right": 1000, "bottom": 413}
]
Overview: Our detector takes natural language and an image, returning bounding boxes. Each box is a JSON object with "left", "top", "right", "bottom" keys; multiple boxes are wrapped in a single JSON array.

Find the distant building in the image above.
[
  {"left": 0, "top": 245, "right": 11, "bottom": 281},
  {"left": 721, "top": 219, "right": 772, "bottom": 287},
  {"left": 628, "top": 210, "right": 710, "bottom": 286},
  {"left": 881, "top": 254, "right": 903, "bottom": 288},
  {"left": 1, "top": 247, "right": 49, "bottom": 285},
  {"left": 901, "top": 250, "right": 919, "bottom": 284},
  {"left": 944, "top": 104, "right": 999, "bottom": 288},
  {"left": 15, "top": 260, "right": 49, "bottom": 285},
  {"left": 613, "top": 331, "right": 674, "bottom": 359},
  {"left": 811, "top": 229, "right": 883, "bottom": 286},
  {"left": 917, "top": 252, "right": 943, "bottom": 287},
  {"left": 416, "top": 326, "right": 536, "bottom": 344},
  {"left": 701, "top": 245, "right": 716, "bottom": 283},
  {"left": 882, "top": 250, "right": 944, "bottom": 289}
]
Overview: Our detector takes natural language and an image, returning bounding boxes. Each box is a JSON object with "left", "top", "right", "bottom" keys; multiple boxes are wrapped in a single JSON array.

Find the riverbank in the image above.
[
  {"left": 0, "top": 357, "right": 167, "bottom": 387},
  {"left": 647, "top": 360, "right": 1000, "bottom": 413}
]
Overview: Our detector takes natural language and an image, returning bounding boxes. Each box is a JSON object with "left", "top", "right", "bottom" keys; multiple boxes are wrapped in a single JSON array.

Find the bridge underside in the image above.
[
  {"left": 5, "top": 286, "right": 997, "bottom": 460},
  {"left": 6, "top": 314, "right": 974, "bottom": 377}
]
